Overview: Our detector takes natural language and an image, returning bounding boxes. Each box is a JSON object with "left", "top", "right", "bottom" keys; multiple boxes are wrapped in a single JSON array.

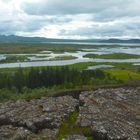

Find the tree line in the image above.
[{"left": 0, "top": 67, "right": 106, "bottom": 92}]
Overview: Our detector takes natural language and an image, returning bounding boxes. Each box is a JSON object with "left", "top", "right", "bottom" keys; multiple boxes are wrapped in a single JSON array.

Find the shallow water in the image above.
[
  {"left": 26, "top": 47, "right": 140, "bottom": 60},
  {"left": 48, "top": 42, "right": 140, "bottom": 46},
  {"left": 0, "top": 59, "right": 89, "bottom": 68},
  {"left": 0, "top": 55, "right": 6, "bottom": 60},
  {"left": 82, "top": 47, "right": 140, "bottom": 55},
  {"left": 133, "top": 63, "right": 140, "bottom": 66},
  {"left": 1, "top": 58, "right": 140, "bottom": 69},
  {"left": 0, "top": 46, "right": 140, "bottom": 68},
  {"left": 86, "top": 65, "right": 114, "bottom": 70}
]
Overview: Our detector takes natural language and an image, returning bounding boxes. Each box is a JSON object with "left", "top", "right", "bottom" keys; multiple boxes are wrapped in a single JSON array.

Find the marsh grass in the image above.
[{"left": 84, "top": 53, "right": 140, "bottom": 59}]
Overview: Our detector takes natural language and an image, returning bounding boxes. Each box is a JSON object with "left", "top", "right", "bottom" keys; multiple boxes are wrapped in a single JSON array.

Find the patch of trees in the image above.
[{"left": 0, "top": 67, "right": 106, "bottom": 92}]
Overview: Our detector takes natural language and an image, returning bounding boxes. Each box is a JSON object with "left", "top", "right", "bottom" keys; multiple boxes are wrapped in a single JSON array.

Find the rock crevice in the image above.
[{"left": 0, "top": 88, "right": 139, "bottom": 140}]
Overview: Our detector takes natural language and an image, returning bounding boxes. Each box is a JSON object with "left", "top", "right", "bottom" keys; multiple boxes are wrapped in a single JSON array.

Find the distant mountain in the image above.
[
  {"left": 0, "top": 35, "right": 140, "bottom": 44},
  {"left": 99, "top": 39, "right": 140, "bottom": 44},
  {"left": 0, "top": 35, "right": 50, "bottom": 43}
]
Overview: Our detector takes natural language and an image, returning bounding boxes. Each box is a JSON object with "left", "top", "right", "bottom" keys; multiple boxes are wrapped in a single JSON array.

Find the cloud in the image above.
[
  {"left": 0, "top": 0, "right": 140, "bottom": 39},
  {"left": 21, "top": 0, "right": 100, "bottom": 15},
  {"left": 21, "top": 0, "right": 140, "bottom": 18}
]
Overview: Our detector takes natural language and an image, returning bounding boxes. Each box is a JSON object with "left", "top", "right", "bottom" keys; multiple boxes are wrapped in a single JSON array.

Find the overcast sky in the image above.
[{"left": 0, "top": 0, "right": 140, "bottom": 39}]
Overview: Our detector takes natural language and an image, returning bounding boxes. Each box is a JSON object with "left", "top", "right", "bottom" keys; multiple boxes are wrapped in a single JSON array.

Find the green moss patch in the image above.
[{"left": 56, "top": 111, "right": 93, "bottom": 140}]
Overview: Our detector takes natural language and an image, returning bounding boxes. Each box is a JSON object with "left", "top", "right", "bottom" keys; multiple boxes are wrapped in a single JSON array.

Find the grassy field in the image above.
[
  {"left": 34, "top": 55, "right": 49, "bottom": 58},
  {"left": 105, "top": 69, "right": 140, "bottom": 81},
  {"left": 1, "top": 43, "right": 139, "bottom": 54},
  {"left": 84, "top": 53, "right": 140, "bottom": 59},
  {"left": 0, "top": 55, "right": 30, "bottom": 63},
  {"left": 0, "top": 43, "right": 97, "bottom": 54},
  {"left": 49, "top": 56, "right": 77, "bottom": 61}
]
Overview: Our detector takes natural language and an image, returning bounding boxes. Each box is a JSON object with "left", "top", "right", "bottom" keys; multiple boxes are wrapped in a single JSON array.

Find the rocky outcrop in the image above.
[
  {"left": 0, "top": 87, "right": 139, "bottom": 140},
  {"left": 77, "top": 88, "right": 140, "bottom": 140},
  {"left": 0, "top": 96, "right": 78, "bottom": 140}
]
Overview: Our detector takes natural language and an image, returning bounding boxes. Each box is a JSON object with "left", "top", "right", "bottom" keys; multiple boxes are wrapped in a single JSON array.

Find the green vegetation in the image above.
[
  {"left": 0, "top": 86, "right": 84, "bottom": 103},
  {"left": 50, "top": 56, "right": 77, "bottom": 61},
  {"left": 84, "top": 53, "right": 140, "bottom": 59},
  {"left": 0, "top": 43, "right": 92, "bottom": 54},
  {"left": 56, "top": 112, "right": 93, "bottom": 140},
  {"left": 0, "top": 66, "right": 122, "bottom": 102},
  {"left": 105, "top": 69, "right": 140, "bottom": 82},
  {"left": 0, "top": 64, "right": 140, "bottom": 102},
  {"left": 0, "top": 67, "right": 108, "bottom": 91},
  {"left": 0, "top": 43, "right": 126, "bottom": 54},
  {"left": 34, "top": 55, "right": 49, "bottom": 58},
  {"left": 0, "top": 55, "right": 29, "bottom": 63}
]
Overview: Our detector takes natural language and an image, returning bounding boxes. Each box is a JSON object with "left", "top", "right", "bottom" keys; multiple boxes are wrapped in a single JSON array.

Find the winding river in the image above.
[{"left": 0, "top": 46, "right": 140, "bottom": 68}]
